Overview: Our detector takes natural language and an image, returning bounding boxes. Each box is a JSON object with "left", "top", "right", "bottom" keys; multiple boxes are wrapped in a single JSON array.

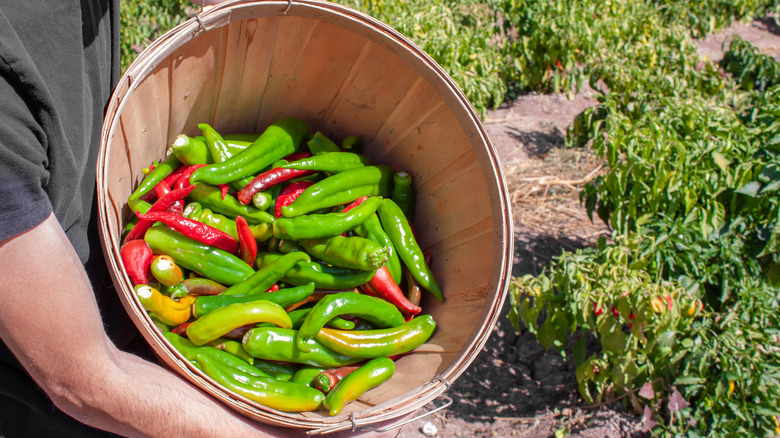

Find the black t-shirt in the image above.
[{"left": 0, "top": 2, "right": 146, "bottom": 436}]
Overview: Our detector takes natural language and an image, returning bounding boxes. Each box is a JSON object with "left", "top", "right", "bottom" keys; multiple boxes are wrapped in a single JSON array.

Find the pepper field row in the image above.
[{"left": 118, "top": 117, "right": 443, "bottom": 415}]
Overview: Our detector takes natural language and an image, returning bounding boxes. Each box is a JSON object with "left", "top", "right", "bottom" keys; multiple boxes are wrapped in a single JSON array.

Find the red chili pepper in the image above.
[
  {"left": 341, "top": 196, "right": 368, "bottom": 213},
  {"left": 314, "top": 364, "right": 361, "bottom": 393},
  {"left": 362, "top": 265, "right": 421, "bottom": 316},
  {"left": 124, "top": 185, "right": 195, "bottom": 242},
  {"left": 219, "top": 183, "right": 230, "bottom": 200},
  {"left": 174, "top": 164, "right": 208, "bottom": 190},
  {"left": 284, "top": 151, "right": 313, "bottom": 162},
  {"left": 274, "top": 180, "right": 314, "bottom": 218},
  {"left": 120, "top": 240, "right": 153, "bottom": 285},
  {"left": 168, "top": 164, "right": 208, "bottom": 215},
  {"left": 136, "top": 210, "right": 240, "bottom": 254},
  {"left": 266, "top": 284, "right": 280, "bottom": 294},
  {"left": 172, "top": 322, "right": 191, "bottom": 336},
  {"left": 237, "top": 167, "right": 316, "bottom": 205},
  {"left": 154, "top": 180, "right": 172, "bottom": 199},
  {"left": 235, "top": 216, "right": 257, "bottom": 266},
  {"left": 162, "top": 164, "right": 186, "bottom": 187}
]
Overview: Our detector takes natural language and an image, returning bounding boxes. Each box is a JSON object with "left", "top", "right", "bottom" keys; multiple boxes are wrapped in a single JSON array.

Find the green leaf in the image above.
[
  {"left": 537, "top": 317, "right": 556, "bottom": 350},
  {"left": 735, "top": 181, "right": 761, "bottom": 197},
  {"left": 674, "top": 376, "right": 706, "bottom": 385},
  {"left": 712, "top": 151, "right": 731, "bottom": 173}
]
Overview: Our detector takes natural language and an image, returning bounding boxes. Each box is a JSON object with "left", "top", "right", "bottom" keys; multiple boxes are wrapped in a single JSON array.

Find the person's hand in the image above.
[{"left": 0, "top": 214, "right": 288, "bottom": 437}]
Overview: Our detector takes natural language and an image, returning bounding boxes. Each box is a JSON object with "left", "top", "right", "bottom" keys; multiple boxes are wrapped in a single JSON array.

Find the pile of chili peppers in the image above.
[{"left": 120, "top": 117, "right": 443, "bottom": 415}]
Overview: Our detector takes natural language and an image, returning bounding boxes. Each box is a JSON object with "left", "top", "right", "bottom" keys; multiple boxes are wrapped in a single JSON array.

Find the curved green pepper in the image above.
[
  {"left": 323, "top": 357, "right": 395, "bottom": 416},
  {"left": 315, "top": 314, "right": 437, "bottom": 358},
  {"left": 273, "top": 196, "right": 381, "bottom": 241},
  {"left": 163, "top": 331, "right": 269, "bottom": 378},
  {"left": 189, "top": 183, "right": 274, "bottom": 224},
  {"left": 171, "top": 134, "right": 211, "bottom": 165},
  {"left": 242, "top": 327, "right": 363, "bottom": 368},
  {"left": 300, "top": 235, "right": 388, "bottom": 271},
  {"left": 184, "top": 203, "right": 272, "bottom": 242},
  {"left": 144, "top": 226, "right": 254, "bottom": 286},
  {"left": 186, "top": 300, "right": 292, "bottom": 345},
  {"left": 285, "top": 307, "right": 356, "bottom": 330},
  {"left": 296, "top": 292, "right": 405, "bottom": 352},
  {"left": 281, "top": 151, "right": 371, "bottom": 173},
  {"left": 281, "top": 165, "right": 394, "bottom": 217},
  {"left": 208, "top": 338, "right": 255, "bottom": 365},
  {"left": 257, "top": 252, "right": 376, "bottom": 290},
  {"left": 377, "top": 198, "right": 443, "bottom": 302},
  {"left": 128, "top": 153, "right": 181, "bottom": 201},
  {"left": 194, "top": 353, "right": 324, "bottom": 412},
  {"left": 291, "top": 366, "right": 326, "bottom": 387},
  {"left": 354, "top": 212, "right": 402, "bottom": 285},
  {"left": 192, "top": 282, "right": 315, "bottom": 318},
  {"left": 220, "top": 251, "right": 311, "bottom": 296},
  {"left": 306, "top": 131, "right": 342, "bottom": 155},
  {"left": 391, "top": 171, "right": 415, "bottom": 220},
  {"left": 253, "top": 360, "right": 297, "bottom": 382},
  {"left": 189, "top": 117, "right": 308, "bottom": 185}
]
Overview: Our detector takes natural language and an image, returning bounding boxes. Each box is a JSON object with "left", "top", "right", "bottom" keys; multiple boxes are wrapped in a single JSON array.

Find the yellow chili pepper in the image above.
[
  {"left": 135, "top": 284, "right": 195, "bottom": 326},
  {"left": 150, "top": 254, "right": 184, "bottom": 286}
]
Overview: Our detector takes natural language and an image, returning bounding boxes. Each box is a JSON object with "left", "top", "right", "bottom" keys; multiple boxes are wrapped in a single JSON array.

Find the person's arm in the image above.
[{"left": 0, "top": 213, "right": 300, "bottom": 438}]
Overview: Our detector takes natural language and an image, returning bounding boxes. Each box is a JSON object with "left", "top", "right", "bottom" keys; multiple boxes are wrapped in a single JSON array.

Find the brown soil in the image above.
[{"left": 395, "top": 16, "right": 780, "bottom": 438}]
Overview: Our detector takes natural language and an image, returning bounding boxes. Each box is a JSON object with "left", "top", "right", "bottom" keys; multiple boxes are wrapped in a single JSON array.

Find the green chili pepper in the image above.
[
  {"left": 193, "top": 353, "right": 324, "bottom": 412},
  {"left": 252, "top": 191, "right": 273, "bottom": 211},
  {"left": 163, "top": 332, "right": 269, "bottom": 378},
  {"left": 391, "top": 171, "right": 415, "bottom": 220},
  {"left": 354, "top": 212, "right": 402, "bottom": 285},
  {"left": 128, "top": 153, "right": 181, "bottom": 201},
  {"left": 180, "top": 277, "right": 228, "bottom": 295},
  {"left": 171, "top": 134, "right": 211, "bottom": 165},
  {"left": 252, "top": 360, "right": 297, "bottom": 382},
  {"left": 192, "top": 282, "right": 315, "bottom": 318},
  {"left": 323, "top": 357, "right": 395, "bottom": 416},
  {"left": 273, "top": 196, "right": 381, "bottom": 241},
  {"left": 223, "top": 133, "right": 260, "bottom": 143},
  {"left": 189, "top": 117, "right": 308, "bottom": 185},
  {"left": 291, "top": 366, "right": 326, "bottom": 387},
  {"left": 242, "top": 327, "right": 363, "bottom": 368},
  {"left": 186, "top": 300, "right": 293, "bottom": 346},
  {"left": 306, "top": 131, "right": 342, "bottom": 155},
  {"left": 377, "top": 198, "right": 443, "bottom": 302},
  {"left": 281, "top": 152, "right": 371, "bottom": 173},
  {"left": 189, "top": 183, "right": 274, "bottom": 224},
  {"left": 184, "top": 204, "right": 272, "bottom": 242},
  {"left": 300, "top": 235, "right": 389, "bottom": 271},
  {"left": 257, "top": 252, "right": 376, "bottom": 290},
  {"left": 198, "top": 123, "right": 232, "bottom": 163},
  {"left": 285, "top": 308, "right": 356, "bottom": 330},
  {"left": 144, "top": 226, "right": 254, "bottom": 286},
  {"left": 220, "top": 251, "right": 311, "bottom": 296},
  {"left": 280, "top": 165, "right": 394, "bottom": 217},
  {"left": 208, "top": 338, "right": 255, "bottom": 365},
  {"left": 296, "top": 292, "right": 405, "bottom": 353},
  {"left": 341, "top": 135, "right": 362, "bottom": 154},
  {"left": 315, "top": 314, "right": 436, "bottom": 358}
]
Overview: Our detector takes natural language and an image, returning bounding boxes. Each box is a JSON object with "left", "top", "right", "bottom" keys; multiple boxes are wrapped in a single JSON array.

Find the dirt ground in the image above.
[{"left": 393, "top": 16, "right": 780, "bottom": 438}]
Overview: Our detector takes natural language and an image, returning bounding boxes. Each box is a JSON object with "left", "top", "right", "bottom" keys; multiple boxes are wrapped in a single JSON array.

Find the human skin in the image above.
[{"left": 0, "top": 214, "right": 305, "bottom": 438}]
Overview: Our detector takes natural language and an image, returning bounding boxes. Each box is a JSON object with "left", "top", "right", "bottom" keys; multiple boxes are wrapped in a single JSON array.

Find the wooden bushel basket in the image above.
[{"left": 97, "top": 0, "right": 513, "bottom": 434}]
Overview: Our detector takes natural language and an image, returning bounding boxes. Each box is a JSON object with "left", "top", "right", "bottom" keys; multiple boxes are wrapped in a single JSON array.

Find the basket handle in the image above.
[
  {"left": 194, "top": 0, "right": 293, "bottom": 32},
  {"left": 307, "top": 394, "right": 453, "bottom": 436}
]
